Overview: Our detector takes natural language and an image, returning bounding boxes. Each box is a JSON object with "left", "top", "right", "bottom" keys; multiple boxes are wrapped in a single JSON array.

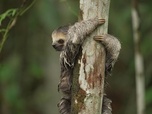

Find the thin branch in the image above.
[
  {"left": 0, "top": 17, "right": 17, "bottom": 53},
  {"left": 131, "top": 0, "right": 145, "bottom": 114}
]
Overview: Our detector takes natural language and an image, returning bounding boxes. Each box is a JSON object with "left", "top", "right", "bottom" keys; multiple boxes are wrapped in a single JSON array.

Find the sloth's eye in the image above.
[{"left": 58, "top": 39, "right": 64, "bottom": 44}]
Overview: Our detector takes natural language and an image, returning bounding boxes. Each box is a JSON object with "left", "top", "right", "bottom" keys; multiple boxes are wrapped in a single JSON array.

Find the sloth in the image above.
[{"left": 51, "top": 18, "right": 121, "bottom": 114}]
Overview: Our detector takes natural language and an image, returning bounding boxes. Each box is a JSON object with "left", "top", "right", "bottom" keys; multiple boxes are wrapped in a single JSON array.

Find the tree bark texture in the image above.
[
  {"left": 131, "top": 0, "right": 145, "bottom": 114},
  {"left": 71, "top": 0, "right": 110, "bottom": 114}
]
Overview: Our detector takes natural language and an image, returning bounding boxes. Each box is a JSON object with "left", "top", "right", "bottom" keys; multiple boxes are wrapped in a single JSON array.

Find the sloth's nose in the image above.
[{"left": 52, "top": 44, "right": 56, "bottom": 48}]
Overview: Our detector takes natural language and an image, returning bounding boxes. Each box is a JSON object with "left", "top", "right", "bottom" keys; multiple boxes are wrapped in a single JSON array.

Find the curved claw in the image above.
[
  {"left": 94, "top": 35, "right": 104, "bottom": 41},
  {"left": 98, "top": 19, "right": 105, "bottom": 24}
]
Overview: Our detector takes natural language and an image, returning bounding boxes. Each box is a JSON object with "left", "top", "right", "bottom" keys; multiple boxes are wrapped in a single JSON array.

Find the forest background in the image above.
[{"left": 0, "top": 0, "right": 152, "bottom": 114}]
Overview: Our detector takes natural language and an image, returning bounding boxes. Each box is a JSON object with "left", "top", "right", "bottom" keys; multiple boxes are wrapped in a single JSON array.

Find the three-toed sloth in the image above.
[{"left": 52, "top": 18, "right": 121, "bottom": 114}]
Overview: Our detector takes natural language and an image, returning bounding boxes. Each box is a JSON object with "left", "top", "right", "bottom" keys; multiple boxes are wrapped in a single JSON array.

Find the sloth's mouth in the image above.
[{"left": 52, "top": 44, "right": 64, "bottom": 51}]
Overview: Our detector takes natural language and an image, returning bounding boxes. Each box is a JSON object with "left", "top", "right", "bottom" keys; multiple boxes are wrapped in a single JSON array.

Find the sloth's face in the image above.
[{"left": 52, "top": 31, "right": 67, "bottom": 51}]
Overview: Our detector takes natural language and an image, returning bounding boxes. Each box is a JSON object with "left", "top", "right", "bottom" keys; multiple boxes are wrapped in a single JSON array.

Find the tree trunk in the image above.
[
  {"left": 71, "top": 0, "right": 110, "bottom": 114},
  {"left": 131, "top": 0, "right": 145, "bottom": 114}
]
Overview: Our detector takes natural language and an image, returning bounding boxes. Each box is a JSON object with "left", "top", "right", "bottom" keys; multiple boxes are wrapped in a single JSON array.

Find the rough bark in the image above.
[
  {"left": 71, "top": 0, "right": 110, "bottom": 114},
  {"left": 131, "top": 0, "right": 145, "bottom": 114}
]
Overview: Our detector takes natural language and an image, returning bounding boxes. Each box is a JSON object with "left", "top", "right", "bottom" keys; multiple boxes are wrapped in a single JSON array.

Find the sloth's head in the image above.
[{"left": 52, "top": 26, "right": 69, "bottom": 51}]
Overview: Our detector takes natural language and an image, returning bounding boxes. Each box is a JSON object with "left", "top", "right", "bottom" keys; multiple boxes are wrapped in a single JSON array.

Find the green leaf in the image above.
[
  {"left": 0, "top": 9, "right": 17, "bottom": 25},
  {"left": 11, "top": 9, "right": 17, "bottom": 16}
]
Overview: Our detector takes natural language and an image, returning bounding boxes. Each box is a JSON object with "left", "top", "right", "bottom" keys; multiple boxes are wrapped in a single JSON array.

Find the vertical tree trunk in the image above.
[
  {"left": 131, "top": 0, "right": 145, "bottom": 114},
  {"left": 71, "top": 0, "right": 110, "bottom": 114}
]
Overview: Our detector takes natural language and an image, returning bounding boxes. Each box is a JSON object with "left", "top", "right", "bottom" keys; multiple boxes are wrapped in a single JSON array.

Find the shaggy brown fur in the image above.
[{"left": 52, "top": 18, "right": 121, "bottom": 114}]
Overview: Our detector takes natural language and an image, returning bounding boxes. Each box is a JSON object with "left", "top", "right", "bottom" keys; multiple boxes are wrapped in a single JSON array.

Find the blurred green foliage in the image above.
[{"left": 0, "top": 0, "right": 152, "bottom": 114}]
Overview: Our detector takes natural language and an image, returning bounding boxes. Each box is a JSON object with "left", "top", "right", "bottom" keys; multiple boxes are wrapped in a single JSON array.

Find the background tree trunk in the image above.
[
  {"left": 131, "top": 0, "right": 145, "bottom": 114},
  {"left": 71, "top": 0, "right": 110, "bottom": 114}
]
